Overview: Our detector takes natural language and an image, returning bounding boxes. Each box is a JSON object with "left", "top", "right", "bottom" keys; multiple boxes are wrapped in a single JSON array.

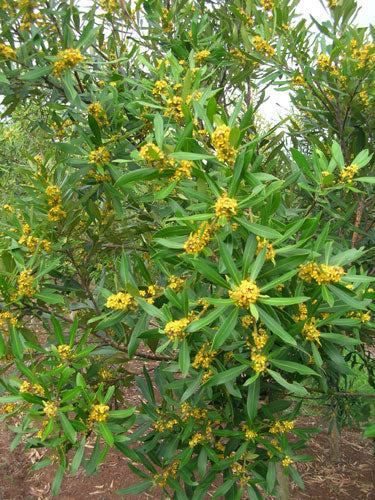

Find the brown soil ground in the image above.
[{"left": 0, "top": 412, "right": 374, "bottom": 500}]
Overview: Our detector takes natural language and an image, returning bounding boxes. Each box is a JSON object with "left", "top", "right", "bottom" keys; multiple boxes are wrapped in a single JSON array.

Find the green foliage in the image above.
[{"left": 0, "top": 0, "right": 374, "bottom": 498}]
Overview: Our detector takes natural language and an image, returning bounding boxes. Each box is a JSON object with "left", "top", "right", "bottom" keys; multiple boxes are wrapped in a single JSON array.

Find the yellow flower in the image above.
[
  {"left": 183, "top": 221, "right": 212, "bottom": 254},
  {"left": 89, "top": 403, "right": 109, "bottom": 422},
  {"left": 291, "top": 74, "right": 306, "bottom": 87},
  {"left": 194, "top": 50, "right": 210, "bottom": 65},
  {"left": 282, "top": 455, "right": 293, "bottom": 467},
  {"left": 260, "top": 0, "right": 274, "bottom": 11},
  {"left": 168, "top": 275, "right": 185, "bottom": 292},
  {"left": 229, "top": 280, "right": 260, "bottom": 309},
  {"left": 58, "top": 345, "right": 72, "bottom": 360},
  {"left": 255, "top": 236, "right": 275, "bottom": 261},
  {"left": 48, "top": 205, "right": 66, "bottom": 221},
  {"left": 0, "top": 43, "right": 16, "bottom": 59},
  {"left": 164, "top": 317, "right": 190, "bottom": 342},
  {"left": 17, "top": 269, "right": 35, "bottom": 297},
  {"left": 242, "top": 315, "right": 255, "bottom": 328},
  {"left": 89, "top": 146, "right": 110, "bottom": 166},
  {"left": 298, "top": 262, "right": 345, "bottom": 285},
  {"left": 211, "top": 125, "right": 237, "bottom": 164},
  {"left": 192, "top": 343, "right": 216, "bottom": 369},
  {"left": 152, "top": 79, "right": 168, "bottom": 97},
  {"left": 43, "top": 401, "right": 58, "bottom": 418},
  {"left": 251, "top": 350, "right": 267, "bottom": 372},
  {"left": 302, "top": 318, "right": 320, "bottom": 342},
  {"left": 252, "top": 35, "right": 275, "bottom": 58},
  {"left": 340, "top": 163, "right": 359, "bottom": 183},
  {"left": 189, "top": 432, "right": 205, "bottom": 448},
  {"left": 88, "top": 101, "right": 108, "bottom": 126},
  {"left": 53, "top": 48, "right": 84, "bottom": 77},
  {"left": 317, "top": 53, "right": 331, "bottom": 71},
  {"left": 214, "top": 193, "right": 238, "bottom": 220},
  {"left": 106, "top": 292, "right": 133, "bottom": 311},
  {"left": 3, "top": 204, "right": 13, "bottom": 212}
]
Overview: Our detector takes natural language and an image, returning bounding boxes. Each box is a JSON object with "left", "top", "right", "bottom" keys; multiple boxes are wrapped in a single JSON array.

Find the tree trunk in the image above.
[
  {"left": 329, "top": 418, "right": 340, "bottom": 463},
  {"left": 275, "top": 461, "right": 290, "bottom": 500}
]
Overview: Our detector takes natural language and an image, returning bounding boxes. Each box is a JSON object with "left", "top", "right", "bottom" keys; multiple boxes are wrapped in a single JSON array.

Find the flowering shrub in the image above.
[{"left": 0, "top": 0, "right": 374, "bottom": 498}]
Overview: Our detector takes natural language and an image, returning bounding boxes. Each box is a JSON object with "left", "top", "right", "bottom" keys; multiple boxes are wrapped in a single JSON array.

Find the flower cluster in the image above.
[
  {"left": 89, "top": 146, "right": 110, "bottom": 166},
  {"left": 351, "top": 42, "right": 375, "bottom": 70},
  {"left": 152, "top": 79, "right": 168, "bottom": 97},
  {"left": 106, "top": 292, "right": 133, "bottom": 311},
  {"left": 293, "top": 302, "right": 308, "bottom": 321},
  {"left": 317, "top": 53, "right": 331, "bottom": 71},
  {"left": 229, "top": 48, "right": 246, "bottom": 64},
  {"left": 0, "top": 43, "right": 16, "bottom": 59},
  {"left": 251, "top": 350, "right": 267, "bottom": 372},
  {"left": 214, "top": 193, "right": 238, "bottom": 220},
  {"left": 139, "top": 143, "right": 174, "bottom": 171},
  {"left": 170, "top": 160, "right": 193, "bottom": 181},
  {"left": 252, "top": 35, "right": 275, "bottom": 58},
  {"left": 46, "top": 185, "right": 66, "bottom": 221},
  {"left": 291, "top": 74, "right": 306, "bottom": 88},
  {"left": 269, "top": 420, "right": 294, "bottom": 434},
  {"left": 183, "top": 221, "right": 212, "bottom": 254},
  {"left": 229, "top": 279, "right": 260, "bottom": 309},
  {"left": 242, "top": 424, "right": 258, "bottom": 440},
  {"left": 242, "top": 315, "right": 255, "bottom": 328},
  {"left": 194, "top": 49, "right": 211, "bottom": 65},
  {"left": 255, "top": 236, "right": 275, "bottom": 261},
  {"left": 211, "top": 125, "right": 237, "bottom": 164},
  {"left": 99, "top": 0, "right": 118, "bottom": 13},
  {"left": 18, "top": 0, "right": 41, "bottom": 30},
  {"left": 89, "top": 404, "right": 109, "bottom": 423},
  {"left": 154, "top": 412, "right": 179, "bottom": 432},
  {"left": 252, "top": 328, "right": 268, "bottom": 350},
  {"left": 53, "top": 48, "right": 84, "bottom": 77},
  {"left": 181, "top": 403, "right": 207, "bottom": 422},
  {"left": 164, "top": 96, "right": 184, "bottom": 123},
  {"left": 168, "top": 275, "right": 185, "bottom": 292},
  {"left": 238, "top": 8, "right": 254, "bottom": 27},
  {"left": 340, "top": 163, "right": 358, "bottom": 183},
  {"left": 298, "top": 262, "right": 345, "bottom": 285},
  {"left": 192, "top": 342, "right": 216, "bottom": 369},
  {"left": 153, "top": 460, "right": 180, "bottom": 487},
  {"left": 88, "top": 102, "right": 108, "bottom": 126},
  {"left": 20, "top": 381, "right": 45, "bottom": 397},
  {"left": 164, "top": 317, "right": 190, "bottom": 342},
  {"left": 260, "top": 0, "right": 274, "bottom": 11},
  {"left": 17, "top": 269, "right": 35, "bottom": 297},
  {"left": 189, "top": 432, "right": 206, "bottom": 448},
  {"left": 43, "top": 401, "right": 58, "bottom": 418},
  {"left": 282, "top": 455, "right": 293, "bottom": 467},
  {"left": 302, "top": 318, "right": 320, "bottom": 342},
  {"left": 57, "top": 344, "right": 72, "bottom": 360},
  {"left": 161, "top": 7, "right": 173, "bottom": 33}
]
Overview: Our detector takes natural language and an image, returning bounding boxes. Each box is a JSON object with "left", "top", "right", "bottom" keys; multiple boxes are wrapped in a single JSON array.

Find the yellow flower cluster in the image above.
[
  {"left": 242, "top": 315, "right": 255, "bottom": 328},
  {"left": 298, "top": 262, "right": 345, "bottom": 285},
  {"left": 153, "top": 460, "right": 180, "bottom": 487},
  {"left": 99, "top": 368, "right": 112, "bottom": 380},
  {"left": 99, "top": 0, "right": 118, "bottom": 13},
  {"left": 282, "top": 455, "right": 293, "bottom": 467},
  {"left": 57, "top": 344, "right": 72, "bottom": 360},
  {"left": 183, "top": 221, "right": 212, "bottom": 254},
  {"left": 164, "top": 317, "right": 190, "bottom": 342},
  {"left": 302, "top": 318, "right": 320, "bottom": 342},
  {"left": 192, "top": 342, "right": 217, "bottom": 369},
  {"left": 18, "top": 0, "right": 41, "bottom": 30},
  {"left": 328, "top": 0, "right": 337, "bottom": 7},
  {"left": 154, "top": 415, "right": 179, "bottom": 432},
  {"left": 293, "top": 302, "right": 308, "bottom": 321},
  {"left": 0, "top": 311, "right": 17, "bottom": 331},
  {"left": 255, "top": 236, "right": 275, "bottom": 261},
  {"left": 89, "top": 404, "right": 109, "bottom": 423},
  {"left": 229, "top": 48, "right": 246, "bottom": 64},
  {"left": 168, "top": 275, "right": 185, "bottom": 292},
  {"left": 261, "top": 0, "right": 274, "bottom": 11},
  {"left": 242, "top": 424, "right": 258, "bottom": 440},
  {"left": 359, "top": 90, "right": 369, "bottom": 106},
  {"left": 53, "top": 48, "right": 84, "bottom": 77},
  {"left": 347, "top": 311, "right": 371, "bottom": 323},
  {"left": 170, "top": 160, "right": 193, "bottom": 181},
  {"left": 139, "top": 143, "right": 175, "bottom": 172},
  {"left": 211, "top": 125, "right": 237, "bottom": 164},
  {"left": 340, "top": 163, "right": 358, "bottom": 183},
  {"left": 251, "top": 350, "right": 267, "bottom": 372},
  {"left": 53, "top": 118, "right": 73, "bottom": 139},
  {"left": 291, "top": 74, "right": 306, "bottom": 88},
  {"left": 87, "top": 169, "right": 111, "bottom": 183},
  {"left": 252, "top": 328, "right": 268, "bottom": 350},
  {"left": 106, "top": 292, "right": 133, "bottom": 311},
  {"left": 317, "top": 53, "right": 331, "bottom": 71},
  {"left": 164, "top": 96, "right": 184, "bottom": 123},
  {"left": 252, "top": 36, "right": 275, "bottom": 58},
  {"left": 229, "top": 280, "right": 260, "bottom": 309},
  {"left": 352, "top": 43, "right": 375, "bottom": 70},
  {"left": 17, "top": 269, "right": 35, "bottom": 297},
  {"left": 189, "top": 432, "right": 206, "bottom": 448},
  {"left": 20, "top": 381, "right": 45, "bottom": 397},
  {"left": 269, "top": 420, "right": 294, "bottom": 434},
  {"left": 88, "top": 102, "right": 108, "bottom": 126},
  {"left": 181, "top": 402, "right": 207, "bottom": 422},
  {"left": 89, "top": 146, "right": 110, "bottom": 166},
  {"left": 214, "top": 193, "right": 238, "bottom": 220},
  {"left": 238, "top": 8, "right": 254, "bottom": 27},
  {"left": 194, "top": 50, "right": 211, "bottom": 65},
  {"left": 46, "top": 185, "right": 66, "bottom": 222},
  {"left": 3, "top": 204, "right": 13, "bottom": 212},
  {"left": 43, "top": 401, "right": 58, "bottom": 418},
  {"left": 152, "top": 79, "right": 168, "bottom": 97},
  {"left": 161, "top": 7, "right": 173, "bottom": 33},
  {"left": 0, "top": 403, "right": 16, "bottom": 414},
  {"left": 0, "top": 43, "right": 16, "bottom": 59}
]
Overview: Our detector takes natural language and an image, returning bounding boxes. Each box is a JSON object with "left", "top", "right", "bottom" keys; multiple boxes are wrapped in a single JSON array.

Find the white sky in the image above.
[{"left": 260, "top": 0, "right": 375, "bottom": 121}]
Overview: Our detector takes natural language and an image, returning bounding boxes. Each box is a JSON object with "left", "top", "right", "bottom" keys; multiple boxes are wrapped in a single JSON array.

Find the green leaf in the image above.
[
  {"left": 249, "top": 245, "right": 266, "bottom": 282},
  {"left": 212, "top": 307, "right": 239, "bottom": 350},
  {"left": 356, "top": 177, "right": 375, "bottom": 183},
  {"left": 71, "top": 437, "right": 86, "bottom": 475},
  {"left": 235, "top": 217, "right": 282, "bottom": 239},
  {"left": 187, "top": 305, "right": 229, "bottom": 332},
  {"left": 59, "top": 412, "right": 77, "bottom": 443},
  {"left": 154, "top": 114, "right": 164, "bottom": 148},
  {"left": 116, "top": 481, "right": 153, "bottom": 495},
  {"left": 328, "top": 284, "right": 368, "bottom": 310},
  {"left": 179, "top": 339, "right": 190, "bottom": 378},
  {"left": 257, "top": 306, "right": 296, "bottom": 345},
  {"left": 204, "top": 365, "right": 247, "bottom": 387},
  {"left": 266, "top": 462, "right": 276, "bottom": 494},
  {"left": 0, "top": 332, "right": 4, "bottom": 358},
  {"left": 52, "top": 464, "right": 65, "bottom": 497},
  {"left": 267, "top": 369, "right": 307, "bottom": 396},
  {"left": 34, "top": 289, "right": 64, "bottom": 304},
  {"left": 20, "top": 65, "right": 53, "bottom": 81},
  {"left": 98, "top": 422, "right": 114, "bottom": 446},
  {"left": 11, "top": 327, "right": 23, "bottom": 360},
  {"left": 269, "top": 359, "right": 319, "bottom": 376},
  {"left": 258, "top": 296, "right": 309, "bottom": 306},
  {"left": 115, "top": 168, "right": 158, "bottom": 186},
  {"left": 331, "top": 141, "right": 345, "bottom": 167},
  {"left": 362, "top": 423, "right": 375, "bottom": 438},
  {"left": 218, "top": 239, "right": 240, "bottom": 284},
  {"left": 169, "top": 152, "right": 215, "bottom": 161},
  {"left": 246, "top": 376, "right": 260, "bottom": 422},
  {"left": 187, "top": 258, "right": 229, "bottom": 288},
  {"left": 135, "top": 298, "right": 167, "bottom": 321},
  {"left": 291, "top": 149, "right": 316, "bottom": 181}
]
